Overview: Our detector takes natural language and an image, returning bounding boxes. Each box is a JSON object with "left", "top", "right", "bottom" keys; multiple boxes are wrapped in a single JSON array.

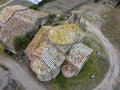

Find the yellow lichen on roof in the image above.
[{"left": 49, "top": 24, "right": 80, "bottom": 45}]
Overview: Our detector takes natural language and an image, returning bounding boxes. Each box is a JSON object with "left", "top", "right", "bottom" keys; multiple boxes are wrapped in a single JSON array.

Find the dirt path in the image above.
[
  {"left": 85, "top": 21, "right": 119, "bottom": 90},
  {"left": 0, "top": 0, "right": 13, "bottom": 8},
  {"left": 0, "top": 55, "right": 46, "bottom": 90}
]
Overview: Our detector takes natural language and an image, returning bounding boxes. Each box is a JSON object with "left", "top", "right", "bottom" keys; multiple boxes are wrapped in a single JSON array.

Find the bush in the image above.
[
  {"left": 29, "top": 5, "right": 39, "bottom": 10},
  {"left": 13, "top": 36, "right": 30, "bottom": 52},
  {"left": 58, "top": 15, "right": 64, "bottom": 21},
  {"left": 48, "top": 14, "right": 56, "bottom": 19}
]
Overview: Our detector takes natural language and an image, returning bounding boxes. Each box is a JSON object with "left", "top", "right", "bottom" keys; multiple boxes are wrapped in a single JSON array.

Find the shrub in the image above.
[
  {"left": 13, "top": 35, "right": 30, "bottom": 52},
  {"left": 29, "top": 5, "right": 39, "bottom": 10},
  {"left": 58, "top": 15, "right": 64, "bottom": 21},
  {"left": 48, "top": 14, "right": 56, "bottom": 19}
]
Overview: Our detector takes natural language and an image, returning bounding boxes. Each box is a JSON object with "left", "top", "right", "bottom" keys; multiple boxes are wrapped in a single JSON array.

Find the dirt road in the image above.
[
  {"left": 0, "top": 55, "right": 46, "bottom": 90},
  {"left": 85, "top": 21, "right": 119, "bottom": 90},
  {"left": 0, "top": 0, "right": 13, "bottom": 8}
]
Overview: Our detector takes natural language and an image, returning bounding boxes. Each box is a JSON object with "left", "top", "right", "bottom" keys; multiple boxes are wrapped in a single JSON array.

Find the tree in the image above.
[{"left": 13, "top": 35, "right": 30, "bottom": 52}]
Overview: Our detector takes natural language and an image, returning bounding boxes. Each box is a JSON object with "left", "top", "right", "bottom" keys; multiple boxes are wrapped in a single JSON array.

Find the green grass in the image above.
[{"left": 45, "top": 33, "right": 109, "bottom": 90}]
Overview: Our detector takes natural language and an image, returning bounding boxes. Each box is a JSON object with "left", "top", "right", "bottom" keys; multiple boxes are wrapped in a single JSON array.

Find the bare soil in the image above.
[
  {"left": 0, "top": 54, "right": 46, "bottom": 90},
  {"left": 0, "top": 0, "right": 8, "bottom": 5}
]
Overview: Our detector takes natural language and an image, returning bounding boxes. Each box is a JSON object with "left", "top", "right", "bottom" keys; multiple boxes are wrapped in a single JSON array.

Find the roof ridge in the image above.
[
  {"left": 0, "top": 5, "right": 28, "bottom": 23},
  {"left": 5, "top": 8, "right": 28, "bottom": 23}
]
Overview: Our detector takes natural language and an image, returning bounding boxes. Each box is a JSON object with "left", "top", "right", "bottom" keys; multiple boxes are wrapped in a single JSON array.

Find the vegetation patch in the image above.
[
  {"left": 48, "top": 14, "right": 56, "bottom": 19},
  {"left": 58, "top": 15, "right": 64, "bottom": 21},
  {"left": 45, "top": 32, "right": 109, "bottom": 90},
  {"left": 13, "top": 35, "right": 30, "bottom": 53}
]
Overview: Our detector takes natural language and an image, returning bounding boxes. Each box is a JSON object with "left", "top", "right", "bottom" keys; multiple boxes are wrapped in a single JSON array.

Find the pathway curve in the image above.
[
  {"left": 0, "top": 55, "right": 46, "bottom": 90},
  {"left": 85, "top": 21, "right": 119, "bottom": 90}
]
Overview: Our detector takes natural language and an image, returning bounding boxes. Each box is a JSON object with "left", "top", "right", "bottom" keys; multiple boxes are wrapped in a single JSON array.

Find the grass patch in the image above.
[{"left": 45, "top": 33, "right": 109, "bottom": 90}]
